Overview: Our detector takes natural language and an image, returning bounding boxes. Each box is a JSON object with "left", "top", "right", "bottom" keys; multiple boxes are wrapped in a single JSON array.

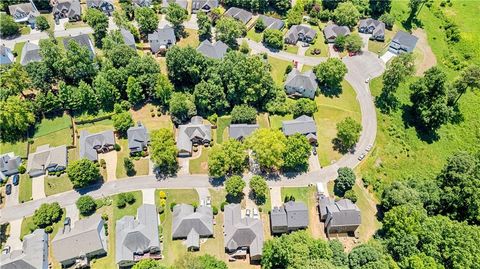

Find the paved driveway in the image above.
[
  {"left": 381, "top": 51, "right": 396, "bottom": 63},
  {"left": 309, "top": 153, "right": 321, "bottom": 172},
  {"left": 65, "top": 204, "right": 79, "bottom": 227},
  {"left": 269, "top": 187, "right": 282, "bottom": 209},
  {"left": 183, "top": 14, "right": 198, "bottom": 30},
  {"left": 195, "top": 187, "right": 210, "bottom": 203},
  {"left": 32, "top": 175, "right": 46, "bottom": 200},
  {"left": 142, "top": 188, "right": 156, "bottom": 205},
  {"left": 5, "top": 219, "right": 22, "bottom": 250},
  {"left": 5, "top": 180, "right": 19, "bottom": 207},
  {"left": 99, "top": 151, "right": 117, "bottom": 182}
]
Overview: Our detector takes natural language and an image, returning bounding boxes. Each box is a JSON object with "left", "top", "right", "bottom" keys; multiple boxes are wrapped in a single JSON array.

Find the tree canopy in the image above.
[
  {"left": 246, "top": 129, "right": 287, "bottom": 171},
  {"left": 0, "top": 96, "right": 35, "bottom": 143},
  {"left": 150, "top": 128, "right": 178, "bottom": 175},
  {"left": 67, "top": 159, "right": 101, "bottom": 188},
  {"left": 225, "top": 175, "right": 246, "bottom": 198},
  {"left": 283, "top": 134, "right": 311, "bottom": 172},
  {"left": 135, "top": 7, "right": 158, "bottom": 36},
  {"left": 333, "top": 2, "right": 361, "bottom": 28},
  {"left": 334, "top": 167, "right": 356, "bottom": 196},
  {"left": 215, "top": 17, "right": 246, "bottom": 48},
  {"left": 336, "top": 117, "right": 362, "bottom": 150},
  {"left": 33, "top": 202, "right": 63, "bottom": 228},
  {"left": 314, "top": 58, "right": 347, "bottom": 92},
  {"left": 208, "top": 139, "right": 247, "bottom": 178}
]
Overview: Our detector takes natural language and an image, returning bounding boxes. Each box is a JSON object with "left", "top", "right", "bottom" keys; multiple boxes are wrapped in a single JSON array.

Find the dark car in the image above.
[
  {"left": 12, "top": 175, "right": 19, "bottom": 186},
  {"left": 6, "top": 184, "right": 12, "bottom": 195},
  {"left": 64, "top": 217, "right": 71, "bottom": 226},
  {"left": 312, "top": 146, "right": 317, "bottom": 155}
]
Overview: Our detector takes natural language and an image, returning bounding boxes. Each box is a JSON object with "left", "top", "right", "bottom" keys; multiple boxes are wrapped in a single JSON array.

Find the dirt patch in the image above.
[
  {"left": 308, "top": 191, "right": 325, "bottom": 240},
  {"left": 412, "top": 28, "right": 437, "bottom": 76},
  {"left": 99, "top": 150, "right": 117, "bottom": 182}
]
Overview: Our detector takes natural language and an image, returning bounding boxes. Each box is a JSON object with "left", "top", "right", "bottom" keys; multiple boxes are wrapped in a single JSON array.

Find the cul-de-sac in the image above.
[{"left": 0, "top": 0, "right": 479, "bottom": 268}]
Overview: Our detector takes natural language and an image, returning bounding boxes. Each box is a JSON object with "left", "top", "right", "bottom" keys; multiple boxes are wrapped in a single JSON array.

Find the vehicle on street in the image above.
[
  {"left": 312, "top": 146, "right": 317, "bottom": 155},
  {"left": 12, "top": 175, "right": 19, "bottom": 186},
  {"left": 6, "top": 184, "right": 12, "bottom": 195},
  {"left": 366, "top": 144, "right": 373, "bottom": 151},
  {"left": 2, "top": 246, "right": 10, "bottom": 255},
  {"left": 64, "top": 217, "right": 71, "bottom": 226},
  {"left": 365, "top": 77, "right": 370, "bottom": 83},
  {"left": 245, "top": 209, "right": 251, "bottom": 218},
  {"left": 358, "top": 153, "right": 366, "bottom": 161}
]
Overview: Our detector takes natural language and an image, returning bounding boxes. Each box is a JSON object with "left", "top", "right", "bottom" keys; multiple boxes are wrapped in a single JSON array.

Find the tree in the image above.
[
  {"left": 313, "top": 58, "right": 347, "bottom": 91},
  {"left": 135, "top": 7, "right": 159, "bottom": 36},
  {"left": 246, "top": 129, "right": 287, "bottom": 171},
  {"left": 0, "top": 63, "right": 30, "bottom": 99},
  {"left": 67, "top": 159, "right": 101, "bottom": 188},
  {"left": 407, "top": 0, "right": 426, "bottom": 24},
  {"left": 0, "top": 96, "right": 35, "bottom": 143},
  {"left": 451, "top": 65, "right": 480, "bottom": 105},
  {"left": 165, "top": 46, "right": 208, "bottom": 87},
  {"left": 208, "top": 139, "right": 247, "bottom": 178},
  {"left": 166, "top": 3, "right": 187, "bottom": 33},
  {"left": 273, "top": 0, "right": 291, "bottom": 14},
  {"left": 286, "top": 5, "right": 303, "bottom": 27},
  {"left": 132, "top": 259, "right": 167, "bottom": 269},
  {"left": 263, "top": 29, "right": 284, "bottom": 49},
  {"left": 34, "top": 91, "right": 63, "bottom": 117},
  {"left": 76, "top": 195, "right": 97, "bottom": 216},
  {"left": 225, "top": 175, "right": 246, "bottom": 198},
  {"left": 292, "top": 99, "right": 318, "bottom": 117},
  {"left": 63, "top": 39, "right": 97, "bottom": 84},
  {"left": 333, "top": 2, "right": 360, "bottom": 28},
  {"left": 334, "top": 35, "right": 346, "bottom": 51},
  {"left": 169, "top": 92, "right": 196, "bottom": 124},
  {"left": 231, "top": 104, "right": 257, "bottom": 124},
  {"left": 336, "top": 117, "right": 362, "bottom": 150},
  {"left": 85, "top": 8, "right": 109, "bottom": 47},
  {"left": 197, "top": 11, "right": 211, "bottom": 39},
  {"left": 150, "top": 128, "right": 178, "bottom": 175},
  {"left": 215, "top": 17, "right": 246, "bottom": 48},
  {"left": 93, "top": 73, "right": 120, "bottom": 111},
  {"left": 126, "top": 76, "right": 144, "bottom": 106},
  {"left": 39, "top": 38, "right": 64, "bottom": 75},
  {"left": 283, "top": 134, "right": 311, "bottom": 172},
  {"left": 348, "top": 243, "right": 386, "bottom": 269},
  {"left": 381, "top": 181, "right": 422, "bottom": 211},
  {"left": 153, "top": 74, "right": 174, "bottom": 106},
  {"left": 33, "top": 202, "right": 62, "bottom": 228},
  {"left": 410, "top": 67, "right": 452, "bottom": 131},
  {"left": 345, "top": 34, "right": 363, "bottom": 53},
  {"left": 255, "top": 18, "right": 266, "bottom": 32},
  {"left": 0, "top": 14, "right": 19, "bottom": 37},
  {"left": 193, "top": 77, "right": 229, "bottom": 116},
  {"left": 197, "top": 255, "right": 228, "bottom": 269},
  {"left": 329, "top": 240, "right": 348, "bottom": 267},
  {"left": 249, "top": 175, "right": 268, "bottom": 204},
  {"left": 370, "top": 0, "right": 392, "bottom": 16},
  {"left": 379, "top": 13, "right": 395, "bottom": 29},
  {"left": 174, "top": 254, "right": 227, "bottom": 269},
  {"left": 334, "top": 167, "right": 355, "bottom": 196},
  {"left": 25, "top": 61, "right": 53, "bottom": 92},
  {"left": 35, "top": 15, "right": 50, "bottom": 31},
  {"left": 124, "top": 157, "right": 136, "bottom": 176},
  {"left": 112, "top": 111, "right": 134, "bottom": 137}
]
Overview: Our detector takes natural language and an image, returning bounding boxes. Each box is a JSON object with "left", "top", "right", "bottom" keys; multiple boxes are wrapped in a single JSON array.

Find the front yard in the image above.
[
  {"left": 44, "top": 174, "right": 73, "bottom": 197},
  {"left": 189, "top": 147, "right": 210, "bottom": 174},
  {"left": 18, "top": 174, "right": 32, "bottom": 203},
  {"left": 246, "top": 28, "right": 263, "bottom": 42},
  {"left": 268, "top": 56, "right": 292, "bottom": 86},
  {"left": 115, "top": 139, "right": 150, "bottom": 179},
  {"left": 305, "top": 26, "right": 329, "bottom": 57}
]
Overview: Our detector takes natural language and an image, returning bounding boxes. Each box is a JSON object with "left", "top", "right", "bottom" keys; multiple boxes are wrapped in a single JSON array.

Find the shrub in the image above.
[
  {"left": 124, "top": 192, "right": 135, "bottom": 204},
  {"left": 114, "top": 144, "right": 121, "bottom": 151},
  {"left": 76, "top": 195, "right": 97, "bottom": 216},
  {"left": 285, "top": 64, "right": 293, "bottom": 75},
  {"left": 192, "top": 201, "right": 199, "bottom": 209},
  {"left": 158, "top": 191, "right": 167, "bottom": 199},
  {"left": 104, "top": 222, "right": 109, "bottom": 236},
  {"left": 157, "top": 206, "right": 165, "bottom": 214},
  {"left": 116, "top": 196, "right": 126, "bottom": 208},
  {"left": 231, "top": 104, "right": 257, "bottom": 124},
  {"left": 45, "top": 226, "right": 53, "bottom": 233},
  {"left": 101, "top": 213, "right": 109, "bottom": 221},
  {"left": 99, "top": 159, "right": 106, "bottom": 168},
  {"left": 170, "top": 202, "right": 177, "bottom": 212},
  {"left": 124, "top": 157, "right": 135, "bottom": 176},
  {"left": 159, "top": 199, "right": 167, "bottom": 207},
  {"left": 212, "top": 205, "right": 219, "bottom": 215},
  {"left": 220, "top": 201, "right": 228, "bottom": 211},
  {"left": 18, "top": 165, "right": 26, "bottom": 174},
  {"left": 344, "top": 189, "right": 358, "bottom": 203},
  {"left": 207, "top": 113, "right": 218, "bottom": 126},
  {"left": 263, "top": 29, "right": 284, "bottom": 49}
]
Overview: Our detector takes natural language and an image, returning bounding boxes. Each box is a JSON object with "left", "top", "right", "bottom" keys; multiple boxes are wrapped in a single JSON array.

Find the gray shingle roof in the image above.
[
  {"left": 285, "top": 25, "right": 317, "bottom": 43},
  {"left": 0, "top": 45, "right": 14, "bottom": 65},
  {"left": 229, "top": 124, "right": 259, "bottom": 140},
  {"left": 132, "top": 0, "right": 153, "bottom": 7},
  {"left": 20, "top": 42, "right": 42, "bottom": 66},
  {"left": 192, "top": 0, "right": 218, "bottom": 12},
  {"left": 148, "top": 25, "right": 176, "bottom": 53},
  {"left": 177, "top": 116, "right": 211, "bottom": 155},
  {"left": 196, "top": 40, "right": 228, "bottom": 59},
  {"left": 172, "top": 204, "right": 213, "bottom": 243},
  {"left": 389, "top": 30, "right": 418, "bottom": 53},
  {"left": 53, "top": 0, "right": 82, "bottom": 20},
  {"left": 358, "top": 18, "right": 385, "bottom": 38},
  {"left": 8, "top": 2, "right": 39, "bottom": 23},
  {"left": 326, "top": 199, "right": 361, "bottom": 226},
  {"left": 270, "top": 206, "right": 287, "bottom": 229},
  {"left": 0, "top": 152, "right": 22, "bottom": 179},
  {"left": 79, "top": 130, "right": 115, "bottom": 161},
  {"left": 284, "top": 201, "right": 308, "bottom": 229},
  {"left": 161, "top": 0, "right": 188, "bottom": 9},
  {"left": 0, "top": 229, "right": 48, "bottom": 269},
  {"left": 282, "top": 115, "right": 317, "bottom": 136},
  {"left": 86, "top": 0, "right": 114, "bottom": 13},
  {"left": 285, "top": 69, "right": 318, "bottom": 92},
  {"left": 224, "top": 7, "right": 252, "bottom": 25},
  {"left": 63, "top": 34, "right": 95, "bottom": 58},
  {"left": 323, "top": 24, "right": 350, "bottom": 41},
  {"left": 120, "top": 28, "right": 136, "bottom": 49},
  {"left": 258, "top": 15, "right": 285, "bottom": 30},
  {"left": 127, "top": 122, "right": 149, "bottom": 153},
  {"left": 27, "top": 144, "right": 68, "bottom": 177}
]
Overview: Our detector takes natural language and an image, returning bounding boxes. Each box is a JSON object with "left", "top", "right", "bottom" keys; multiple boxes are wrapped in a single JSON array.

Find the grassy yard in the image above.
[
  {"left": 268, "top": 56, "right": 292, "bottom": 86},
  {"left": 246, "top": 28, "right": 263, "bottom": 42},
  {"left": 64, "top": 20, "right": 89, "bottom": 29},
  {"left": 305, "top": 26, "right": 329, "bottom": 57},
  {"left": 269, "top": 114, "right": 293, "bottom": 130},
  {"left": 30, "top": 128, "right": 73, "bottom": 153},
  {"left": 177, "top": 28, "right": 200, "bottom": 48},
  {"left": 76, "top": 119, "right": 114, "bottom": 134},
  {"left": 34, "top": 114, "right": 71, "bottom": 137},
  {"left": 20, "top": 26, "right": 31, "bottom": 35},
  {"left": 284, "top": 44, "right": 299, "bottom": 54},
  {"left": 189, "top": 148, "right": 210, "bottom": 174},
  {"left": 115, "top": 139, "right": 149, "bottom": 179},
  {"left": 353, "top": 183, "right": 381, "bottom": 242},
  {"left": 368, "top": 27, "right": 396, "bottom": 55},
  {"left": 281, "top": 186, "right": 311, "bottom": 205},
  {"left": 21, "top": 209, "right": 65, "bottom": 240},
  {"left": 216, "top": 116, "right": 231, "bottom": 144},
  {"left": 256, "top": 113, "right": 270, "bottom": 128},
  {"left": 44, "top": 174, "right": 73, "bottom": 196},
  {"left": 0, "top": 141, "right": 28, "bottom": 156},
  {"left": 18, "top": 174, "right": 32, "bottom": 203},
  {"left": 13, "top": 42, "right": 25, "bottom": 63},
  {"left": 130, "top": 103, "right": 174, "bottom": 131}
]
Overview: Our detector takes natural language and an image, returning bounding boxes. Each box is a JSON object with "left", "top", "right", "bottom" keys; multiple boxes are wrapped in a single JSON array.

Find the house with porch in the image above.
[
  {"left": 270, "top": 201, "right": 309, "bottom": 234},
  {"left": 0, "top": 152, "right": 22, "bottom": 181},
  {"left": 388, "top": 30, "right": 418, "bottom": 55},
  {"left": 359, "top": 18, "right": 385, "bottom": 41},
  {"left": 318, "top": 195, "right": 361, "bottom": 236},
  {"left": 323, "top": 23, "right": 351, "bottom": 43},
  {"left": 53, "top": 0, "right": 82, "bottom": 22},
  {"left": 284, "top": 69, "right": 318, "bottom": 99},
  {"left": 8, "top": 0, "right": 39, "bottom": 27},
  {"left": 86, "top": 0, "right": 114, "bottom": 15},
  {"left": 148, "top": 25, "right": 176, "bottom": 54},
  {"left": 127, "top": 122, "right": 149, "bottom": 155},
  {"left": 177, "top": 116, "right": 211, "bottom": 157},
  {"left": 79, "top": 130, "right": 115, "bottom": 161},
  {"left": 27, "top": 144, "right": 68, "bottom": 177},
  {"left": 282, "top": 115, "right": 318, "bottom": 145},
  {"left": 224, "top": 7, "right": 252, "bottom": 25},
  {"left": 0, "top": 229, "right": 48, "bottom": 269},
  {"left": 285, "top": 25, "right": 317, "bottom": 44},
  {"left": 172, "top": 204, "right": 214, "bottom": 251},
  {"left": 192, "top": 0, "right": 218, "bottom": 13}
]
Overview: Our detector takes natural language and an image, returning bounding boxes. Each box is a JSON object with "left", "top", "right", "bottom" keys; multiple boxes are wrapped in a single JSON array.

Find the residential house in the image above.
[
  {"left": 20, "top": 41, "right": 42, "bottom": 66},
  {"left": 282, "top": 115, "right": 318, "bottom": 144},
  {"left": 53, "top": 0, "right": 82, "bottom": 22},
  {"left": 224, "top": 204, "right": 264, "bottom": 261},
  {"left": 270, "top": 201, "right": 309, "bottom": 234},
  {"left": 192, "top": 0, "right": 218, "bottom": 13},
  {"left": 0, "top": 229, "right": 48, "bottom": 269},
  {"left": 224, "top": 7, "right": 253, "bottom": 25},
  {"left": 323, "top": 24, "right": 350, "bottom": 43},
  {"left": 172, "top": 204, "right": 214, "bottom": 251},
  {"left": 52, "top": 214, "right": 108, "bottom": 268},
  {"left": 148, "top": 25, "right": 176, "bottom": 54},
  {"left": 127, "top": 122, "right": 149, "bottom": 155},
  {"left": 63, "top": 34, "right": 95, "bottom": 58},
  {"left": 257, "top": 15, "right": 285, "bottom": 31},
  {"left": 132, "top": 0, "right": 153, "bottom": 7},
  {"left": 27, "top": 144, "right": 68, "bottom": 177},
  {"left": 121, "top": 28, "right": 137, "bottom": 50},
  {"left": 116, "top": 204, "right": 161, "bottom": 267},
  {"left": 284, "top": 69, "right": 318, "bottom": 99},
  {"left": 285, "top": 25, "right": 317, "bottom": 44},
  {"left": 196, "top": 40, "right": 228, "bottom": 59},
  {"left": 79, "top": 130, "right": 115, "bottom": 162},
  {"left": 0, "top": 45, "right": 14, "bottom": 65},
  {"left": 318, "top": 195, "right": 361, "bottom": 236},
  {"left": 177, "top": 116, "right": 211, "bottom": 157},
  {"left": 388, "top": 30, "right": 418, "bottom": 55},
  {"left": 358, "top": 18, "right": 385, "bottom": 41},
  {"left": 229, "top": 124, "right": 259, "bottom": 140},
  {"left": 161, "top": 0, "right": 188, "bottom": 10},
  {"left": 0, "top": 152, "right": 22, "bottom": 181},
  {"left": 86, "top": 0, "right": 114, "bottom": 15},
  {"left": 8, "top": 0, "right": 39, "bottom": 26}
]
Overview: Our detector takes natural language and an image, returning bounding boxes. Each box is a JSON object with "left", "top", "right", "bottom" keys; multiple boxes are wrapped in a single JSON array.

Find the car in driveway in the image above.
[
  {"left": 358, "top": 153, "right": 366, "bottom": 161},
  {"left": 12, "top": 175, "right": 19, "bottom": 186},
  {"left": 312, "top": 146, "right": 317, "bottom": 155},
  {"left": 2, "top": 245, "right": 10, "bottom": 255},
  {"left": 252, "top": 208, "right": 259, "bottom": 219},
  {"left": 64, "top": 217, "right": 71, "bottom": 226},
  {"left": 245, "top": 209, "right": 251, "bottom": 218},
  {"left": 5, "top": 184, "right": 12, "bottom": 195}
]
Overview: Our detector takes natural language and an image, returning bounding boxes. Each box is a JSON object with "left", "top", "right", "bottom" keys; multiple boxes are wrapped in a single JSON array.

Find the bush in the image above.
[
  {"left": 212, "top": 205, "right": 219, "bottom": 215},
  {"left": 220, "top": 201, "right": 228, "bottom": 211},
  {"left": 231, "top": 104, "right": 257, "bottom": 124},
  {"left": 18, "top": 165, "right": 26, "bottom": 174},
  {"left": 101, "top": 213, "right": 109, "bottom": 221},
  {"left": 192, "top": 201, "right": 199, "bottom": 209},
  {"left": 76, "top": 195, "right": 97, "bottom": 216},
  {"left": 263, "top": 29, "right": 284, "bottom": 49},
  {"left": 344, "top": 189, "right": 358, "bottom": 203},
  {"left": 116, "top": 196, "right": 126, "bottom": 208},
  {"left": 159, "top": 191, "right": 167, "bottom": 199},
  {"left": 334, "top": 167, "right": 356, "bottom": 196},
  {"left": 285, "top": 64, "right": 293, "bottom": 75},
  {"left": 124, "top": 157, "right": 135, "bottom": 176},
  {"left": 114, "top": 143, "right": 121, "bottom": 151},
  {"left": 240, "top": 40, "right": 250, "bottom": 54},
  {"left": 225, "top": 176, "right": 246, "bottom": 198},
  {"left": 170, "top": 202, "right": 177, "bottom": 212},
  {"left": 33, "top": 202, "right": 63, "bottom": 228},
  {"left": 207, "top": 113, "right": 218, "bottom": 126},
  {"left": 292, "top": 99, "right": 318, "bottom": 117},
  {"left": 45, "top": 226, "right": 53, "bottom": 233}
]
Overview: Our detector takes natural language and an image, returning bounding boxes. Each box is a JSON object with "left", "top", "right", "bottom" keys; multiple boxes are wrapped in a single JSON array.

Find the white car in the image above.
[
  {"left": 366, "top": 144, "right": 373, "bottom": 152},
  {"left": 365, "top": 77, "right": 370, "bottom": 83},
  {"left": 358, "top": 153, "right": 366, "bottom": 161},
  {"left": 252, "top": 208, "right": 259, "bottom": 219},
  {"left": 245, "top": 209, "right": 251, "bottom": 218}
]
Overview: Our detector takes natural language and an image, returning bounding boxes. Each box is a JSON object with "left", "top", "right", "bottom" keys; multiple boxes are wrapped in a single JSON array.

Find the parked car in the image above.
[
  {"left": 64, "top": 217, "right": 71, "bottom": 226},
  {"left": 312, "top": 146, "right": 317, "bottom": 155},
  {"left": 245, "top": 209, "right": 251, "bottom": 218},
  {"left": 206, "top": 196, "right": 211, "bottom": 207},
  {"left": 252, "top": 208, "right": 259, "bottom": 219},
  {"left": 12, "top": 175, "right": 19, "bottom": 186},
  {"left": 366, "top": 144, "right": 373, "bottom": 152},
  {"left": 358, "top": 153, "right": 366, "bottom": 161},
  {"left": 365, "top": 77, "right": 370, "bottom": 83},
  {"left": 2, "top": 246, "right": 10, "bottom": 255},
  {"left": 5, "top": 184, "right": 12, "bottom": 195}
]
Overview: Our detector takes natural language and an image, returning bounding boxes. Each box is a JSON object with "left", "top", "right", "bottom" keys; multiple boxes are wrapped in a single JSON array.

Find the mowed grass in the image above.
[
  {"left": 368, "top": 26, "right": 396, "bottom": 55},
  {"left": 284, "top": 44, "right": 299, "bottom": 54},
  {"left": 76, "top": 119, "right": 114, "bottom": 134},
  {"left": 13, "top": 42, "right": 25, "bottom": 63},
  {"left": 33, "top": 114, "right": 71, "bottom": 137},
  {"left": 130, "top": 103, "right": 174, "bottom": 131},
  {"left": 216, "top": 116, "right": 231, "bottom": 144},
  {"left": 305, "top": 26, "right": 329, "bottom": 57},
  {"left": 44, "top": 174, "right": 73, "bottom": 196},
  {"left": 30, "top": 128, "right": 73, "bottom": 153},
  {"left": 268, "top": 56, "right": 292, "bottom": 86},
  {"left": 0, "top": 141, "right": 27, "bottom": 156},
  {"left": 246, "top": 28, "right": 263, "bottom": 42},
  {"left": 281, "top": 186, "right": 311, "bottom": 205},
  {"left": 21, "top": 209, "right": 65, "bottom": 240},
  {"left": 189, "top": 148, "right": 210, "bottom": 174},
  {"left": 18, "top": 174, "right": 32, "bottom": 203},
  {"left": 115, "top": 139, "right": 150, "bottom": 179},
  {"left": 269, "top": 114, "right": 293, "bottom": 130}
]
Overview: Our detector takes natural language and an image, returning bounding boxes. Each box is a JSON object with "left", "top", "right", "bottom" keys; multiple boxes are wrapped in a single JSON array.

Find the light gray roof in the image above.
[
  {"left": 185, "top": 229, "right": 200, "bottom": 249},
  {"left": 120, "top": 28, "right": 136, "bottom": 49},
  {"left": 63, "top": 34, "right": 95, "bottom": 58},
  {"left": 148, "top": 25, "right": 176, "bottom": 53},
  {"left": 161, "top": 0, "right": 188, "bottom": 9},
  {"left": 116, "top": 204, "right": 160, "bottom": 264},
  {"left": 8, "top": 2, "right": 39, "bottom": 23},
  {"left": 284, "top": 201, "right": 309, "bottom": 229},
  {"left": 285, "top": 69, "right": 318, "bottom": 91},
  {"left": 229, "top": 124, "right": 259, "bottom": 140},
  {"left": 79, "top": 130, "right": 115, "bottom": 161},
  {"left": 192, "top": 0, "right": 218, "bottom": 12},
  {"left": 26, "top": 144, "right": 67, "bottom": 176},
  {"left": 196, "top": 40, "right": 228, "bottom": 59},
  {"left": 224, "top": 7, "right": 252, "bottom": 25},
  {"left": 282, "top": 115, "right": 317, "bottom": 136},
  {"left": 285, "top": 25, "right": 317, "bottom": 43},
  {"left": 270, "top": 206, "right": 287, "bottom": 228},
  {"left": 0, "top": 229, "right": 48, "bottom": 269},
  {"left": 132, "top": 0, "right": 153, "bottom": 7},
  {"left": 390, "top": 31, "right": 418, "bottom": 53},
  {"left": 323, "top": 24, "right": 350, "bottom": 39},
  {"left": 86, "top": 0, "right": 114, "bottom": 10},
  {"left": 172, "top": 204, "right": 213, "bottom": 240},
  {"left": 177, "top": 116, "right": 211, "bottom": 154},
  {"left": 0, "top": 152, "right": 22, "bottom": 178},
  {"left": 52, "top": 214, "right": 107, "bottom": 264},
  {"left": 0, "top": 45, "right": 14, "bottom": 65},
  {"left": 53, "top": 0, "right": 82, "bottom": 19},
  {"left": 224, "top": 204, "right": 264, "bottom": 259},
  {"left": 326, "top": 198, "right": 361, "bottom": 227},
  {"left": 258, "top": 15, "right": 285, "bottom": 30},
  {"left": 20, "top": 42, "right": 42, "bottom": 66},
  {"left": 127, "top": 122, "right": 149, "bottom": 152},
  {"left": 359, "top": 18, "right": 385, "bottom": 37}
]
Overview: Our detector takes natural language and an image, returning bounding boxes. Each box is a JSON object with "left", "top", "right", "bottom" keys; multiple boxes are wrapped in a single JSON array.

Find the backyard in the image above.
[
  {"left": 177, "top": 28, "right": 200, "bottom": 48},
  {"left": 30, "top": 114, "right": 73, "bottom": 152},
  {"left": 76, "top": 119, "right": 114, "bottom": 134},
  {"left": 130, "top": 103, "right": 174, "bottom": 131},
  {"left": 215, "top": 116, "right": 232, "bottom": 144}
]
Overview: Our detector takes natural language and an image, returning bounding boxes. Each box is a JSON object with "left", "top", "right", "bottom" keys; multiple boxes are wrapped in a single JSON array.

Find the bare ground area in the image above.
[
  {"left": 413, "top": 28, "right": 437, "bottom": 75},
  {"left": 308, "top": 190, "right": 325, "bottom": 240}
]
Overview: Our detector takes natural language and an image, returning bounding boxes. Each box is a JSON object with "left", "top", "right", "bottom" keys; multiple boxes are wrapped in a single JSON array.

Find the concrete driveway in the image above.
[
  {"left": 195, "top": 187, "right": 210, "bottom": 203},
  {"left": 381, "top": 51, "right": 396, "bottom": 63},
  {"left": 5, "top": 219, "right": 22, "bottom": 250},
  {"left": 359, "top": 33, "right": 371, "bottom": 51},
  {"left": 65, "top": 204, "right": 79, "bottom": 228},
  {"left": 32, "top": 175, "right": 46, "bottom": 200},
  {"left": 177, "top": 157, "right": 189, "bottom": 175},
  {"left": 142, "top": 188, "right": 156, "bottom": 205},
  {"left": 99, "top": 151, "right": 117, "bottom": 182},
  {"left": 309, "top": 153, "right": 321, "bottom": 172},
  {"left": 183, "top": 14, "right": 198, "bottom": 30},
  {"left": 270, "top": 186, "right": 282, "bottom": 209}
]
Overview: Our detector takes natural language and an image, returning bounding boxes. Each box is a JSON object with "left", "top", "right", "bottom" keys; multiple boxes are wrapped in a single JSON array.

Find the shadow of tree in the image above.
[
  {"left": 332, "top": 138, "right": 355, "bottom": 154},
  {"left": 319, "top": 84, "right": 343, "bottom": 98},
  {"left": 401, "top": 105, "right": 440, "bottom": 143}
]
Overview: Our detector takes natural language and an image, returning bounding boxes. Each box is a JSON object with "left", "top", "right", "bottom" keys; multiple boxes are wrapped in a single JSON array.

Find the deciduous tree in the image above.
[
  {"left": 67, "top": 159, "right": 101, "bottom": 188},
  {"left": 0, "top": 96, "right": 35, "bottom": 142},
  {"left": 292, "top": 99, "right": 317, "bottom": 117},
  {"left": 333, "top": 2, "right": 360, "bottom": 28},
  {"left": 336, "top": 117, "right": 362, "bottom": 150},
  {"left": 249, "top": 175, "right": 268, "bottom": 204},
  {"left": 334, "top": 167, "right": 356, "bottom": 196},
  {"left": 169, "top": 92, "right": 196, "bottom": 124},
  {"left": 112, "top": 111, "right": 134, "bottom": 137},
  {"left": 166, "top": 46, "right": 208, "bottom": 87},
  {"left": 166, "top": 3, "right": 187, "bottom": 33},
  {"left": 35, "top": 16, "right": 50, "bottom": 31},
  {"left": 0, "top": 14, "right": 19, "bottom": 37},
  {"left": 150, "top": 128, "right": 178, "bottom": 175},
  {"left": 283, "top": 134, "right": 311, "bottom": 172},
  {"left": 197, "top": 11, "right": 211, "bottom": 39},
  {"left": 76, "top": 195, "right": 97, "bottom": 216},
  {"left": 231, "top": 104, "right": 257, "bottom": 124},
  {"left": 215, "top": 17, "right": 246, "bottom": 48},
  {"left": 263, "top": 29, "right": 283, "bottom": 49},
  {"left": 33, "top": 202, "right": 62, "bottom": 228},
  {"left": 313, "top": 58, "right": 347, "bottom": 91},
  {"left": 135, "top": 7, "right": 158, "bottom": 36},
  {"left": 85, "top": 8, "right": 109, "bottom": 47},
  {"left": 208, "top": 139, "right": 247, "bottom": 178},
  {"left": 193, "top": 76, "right": 229, "bottom": 116},
  {"left": 126, "top": 76, "right": 144, "bottom": 106},
  {"left": 246, "top": 129, "right": 287, "bottom": 171},
  {"left": 345, "top": 34, "right": 363, "bottom": 53},
  {"left": 225, "top": 175, "right": 245, "bottom": 198}
]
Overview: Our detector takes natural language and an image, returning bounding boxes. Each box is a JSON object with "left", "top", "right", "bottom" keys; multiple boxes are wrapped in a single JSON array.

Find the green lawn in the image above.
[
  {"left": 21, "top": 209, "right": 65, "bottom": 241},
  {"left": 246, "top": 28, "right": 263, "bottom": 42},
  {"left": 30, "top": 127, "right": 73, "bottom": 153},
  {"left": 115, "top": 139, "right": 149, "bottom": 178},
  {"left": 64, "top": 20, "right": 89, "bottom": 29},
  {"left": 281, "top": 187, "right": 311, "bottom": 205},
  {"left": 76, "top": 119, "right": 114, "bottom": 134},
  {"left": 269, "top": 114, "right": 293, "bottom": 130},
  {"left": 284, "top": 44, "right": 299, "bottom": 54},
  {"left": 13, "top": 42, "right": 25, "bottom": 63},
  {"left": 268, "top": 56, "right": 292, "bottom": 86},
  {"left": 216, "top": 116, "right": 231, "bottom": 144},
  {"left": 18, "top": 174, "right": 32, "bottom": 203},
  {"left": 20, "top": 26, "right": 31, "bottom": 35},
  {"left": 0, "top": 141, "right": 28, "bottom": 156},
  {"left": 368, "top": 27, "right": 396, "bottom": 55},
  {"left": 305, "top": 26, "right": 329, "bottom": 57},
  {"left": 353, "top": 183, "right": 381, "bottom": 242},
  {"left": 130, "top": 103, "right": 174, "bottom": 131},
  {"left": 44, "top": 174, "right": 73, "bottom": 196},
  {"left": 177, "top": 28, "right": 200, "bottom": 48},
  {"left": 33, "top": 114, "right": 72, "bottom": 138},
  {"left": 189, "top": 148, "right": 210, "bottom": 174}
]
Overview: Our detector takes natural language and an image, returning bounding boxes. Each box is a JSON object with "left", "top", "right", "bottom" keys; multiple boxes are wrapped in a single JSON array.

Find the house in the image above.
[
  {"left": 229, "top": 124, "right": 258, "bottom": 140},
  {"left": 177, "top": 116, "right": 211, "bottom": 157},
  {"left": 196, "top": 40, "right": 228, "bottom": 59},
  {"left": 318, "top": 195, "right": 361, "bottom": 236},
  {"left": 224, "top": 204, "right": 264, "bottom": 261},
  {"left": 257, "top": 15, "right": 285, "bottom": 31},
  {"left": 53, "top": 0, "right": 82, "bottom": 22},
  {"left": 284, "top": 69, "right": 318, "bottom": 99},
  {"left": 0, "top": 152, "right": 22, "bottom": 181},
  {"left": 358, "top": 18, "right": 385, "bottom": 41},
  {"left": 282, "top": 115, "right": 317, "bottom": 144},
  {"left": 120, "top": 28, "right": 136, "bottom": 50},
  {"left": 0, "top": 45, "right": 14, "bottom": 65},
  {"left": 20, "top": 41, "right": 42, "bottom": 66},
  {"left": 52, "top": 214, "right": 108, "bottom": 268},
  {"left": 116, "top": 204, "right": 161, "bottom": 267},
  {"left": 63, "top": 34, "right": 95, "bottom": 58},
  {"left": 132, "top": 0, "right": 153, "bottom": 7},
  {"left": 323, "top": 24, "right": 350, "bottom": 43},
  {"left": 86, "top": 0, "right": 114, "bottom": 15},
  {"left": 224, "top": 7, "right": 253, "bottom": 25},
  {"left": 148, "top": 25, "right": 176, "bottom": 54},
  {"left": 127, "top": 122, "right": 149, "bottom": 155},
  {"left": 285, "top": 25, "right": 317, "bottom": 44},
  {"left": 172, "top": 204, "right": 214, "bottom": 251},
  {"left": 79, "top": 130, "right": 115, "bottom": 161},
  {"left": 27, "top": 144, "right": 68, "bottom": 177},
  {"left": 388, "top": 30, "right": 418, "bottom": 55},
  {"left": 8, "top": 0, "right": 39, "bottom": 26},
  {"left": 270, "top": 201, "right": 309, "bottom": 234},
  {"left": 161, "top": 0, "right": 188, "bottom": 10},
  {"left": 192, "top": 0, "right": 218, "bottom": 13},
  {"left": 0, "top": 229, "right": 48, "bottom": 269}
]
